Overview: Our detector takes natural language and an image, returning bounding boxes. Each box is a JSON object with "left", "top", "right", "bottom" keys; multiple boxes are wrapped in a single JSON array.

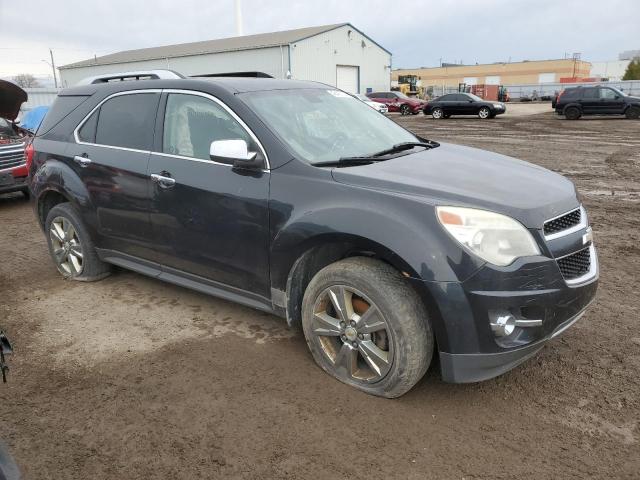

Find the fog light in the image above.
[{"left": 490, "top": 312, "right": 516, "bottom": 337}]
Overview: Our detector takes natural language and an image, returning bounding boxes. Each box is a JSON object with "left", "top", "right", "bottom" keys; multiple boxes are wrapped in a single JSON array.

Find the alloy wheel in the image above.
[
  {"left": 479, "top": 107, "right": 490, "bottom": 119},
  {"left": 310, "top": 285, "right": 393, "bottom": 384},
  {"left": 432, "top": 108, "right": 443, "bottom": 119},
  {"left": 49, "top": 216, "right": 84, "bottom": 276}
]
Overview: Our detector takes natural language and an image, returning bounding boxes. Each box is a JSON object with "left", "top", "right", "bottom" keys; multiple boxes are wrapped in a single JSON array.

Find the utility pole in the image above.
[
  {"left": 235, "top": 0, "right": 243, "bottom": 36},
  {"left": 49, "top": 48, "right": 58, "bottom": 88}
]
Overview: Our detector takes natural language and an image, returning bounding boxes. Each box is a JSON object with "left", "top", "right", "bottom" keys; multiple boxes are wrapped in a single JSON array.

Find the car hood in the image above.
[
  {"left": 331, "top": 142, "right": 579, "bottom": 229},
  {"left": 0, "top": 80, "right": 27, "bottom": 121}
]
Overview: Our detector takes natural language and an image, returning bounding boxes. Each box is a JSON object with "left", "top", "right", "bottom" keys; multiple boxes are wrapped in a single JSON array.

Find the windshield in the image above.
[
  {"left": 394, "top": 91, "right": 410, "bottom": 99},
  {"left": 241, "top": 89, "right": 417, "bottom": 164},
  {"left": 609, "top": 87, "right": 626, "bottom": 97}
]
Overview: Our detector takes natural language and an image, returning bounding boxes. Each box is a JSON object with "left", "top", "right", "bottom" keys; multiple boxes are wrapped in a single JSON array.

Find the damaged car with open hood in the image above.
[{"left": 0, "top": 79, "right": 31, "bottom": 198}]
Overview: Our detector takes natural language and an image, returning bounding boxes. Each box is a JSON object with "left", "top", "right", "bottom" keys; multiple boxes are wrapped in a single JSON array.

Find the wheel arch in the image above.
[
  {"left": 279, "top": 233, "right": 447, "bottom": 360},
  {"left": 562, "top": 103, "right": 582, "bottom": 114},
  {"left": 33, "top": 159, "right": 94, "bottom": 231}
]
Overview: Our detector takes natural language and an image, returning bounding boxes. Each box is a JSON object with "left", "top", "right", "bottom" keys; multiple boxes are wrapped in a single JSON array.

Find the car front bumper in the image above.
[
  {"left": 0, "top": 169, "right": 28, "bottom": 194},
  {"left": 439, "top": 303, "right": 591, "bottom": 382},
  {"left": 413, "top": 246, "right": 599, "bottom": 383}
]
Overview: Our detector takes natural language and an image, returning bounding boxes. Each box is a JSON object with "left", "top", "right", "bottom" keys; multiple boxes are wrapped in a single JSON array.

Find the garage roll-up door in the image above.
[{"left": 336, "top": 65, "right": 359, "bottom": 93}]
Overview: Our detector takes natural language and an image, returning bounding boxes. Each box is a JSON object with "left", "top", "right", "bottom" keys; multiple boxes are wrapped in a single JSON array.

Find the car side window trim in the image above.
[
  {"left": 73, "top": 89, "right": 162, "bottom": 154},
  {"left": 73, "top": 88, "right": 270, "bottom": 170},
  {"left": 158, "top": 89, "right": 270, "bottom": 170}
]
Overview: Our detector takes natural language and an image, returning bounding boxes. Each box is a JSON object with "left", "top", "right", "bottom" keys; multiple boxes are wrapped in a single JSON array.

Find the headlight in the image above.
[
  {"left": 493, "top": 103, "right": 503, "bottom": 109},
  {"left": 436, "top": 206, "right": 540, "bottom": 266}
]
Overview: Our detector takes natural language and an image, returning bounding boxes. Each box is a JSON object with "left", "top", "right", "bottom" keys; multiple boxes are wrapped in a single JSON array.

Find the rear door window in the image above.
[
  {"left": 94, "top": 93, "right": 159, "bottom": 151},
  {"left": 77, "top": 110, "right": 99, "bottom": 143},
  {"left": 562, "top": 89, "right": 579, "bottom": 100},
  {"left": 582, "top": 88, "right": 598, "bottom": 100}
]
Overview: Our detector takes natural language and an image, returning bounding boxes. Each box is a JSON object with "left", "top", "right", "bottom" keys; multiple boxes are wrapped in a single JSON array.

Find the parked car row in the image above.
[{"left": 363, "top": 91, "right": 506, "bottom": 119}]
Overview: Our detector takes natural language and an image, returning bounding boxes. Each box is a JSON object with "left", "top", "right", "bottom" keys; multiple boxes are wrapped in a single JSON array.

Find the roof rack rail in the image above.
[{"left": 77, "top": 69, "right": 185, "bottom": 85}]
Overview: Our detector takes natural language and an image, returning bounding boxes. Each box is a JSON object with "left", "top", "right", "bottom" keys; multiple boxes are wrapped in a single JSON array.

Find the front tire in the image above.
[
  {"left": 478, "top": 107, "right": 491, "bottom": 119},
  {"left": 400, "top": 104, "right": 411, "bottom": 115},
  {"left": 45, "top": 202, "right": 111, "bottom": 281},
  {"left": 301, "top": 257, "right": 433, "bottom": 398},
  {"left": 626, "top": 106, "right": 640, "bottom": 119},
  {"left": 432, "top": 107, "right": 444, "bottom": 119}
]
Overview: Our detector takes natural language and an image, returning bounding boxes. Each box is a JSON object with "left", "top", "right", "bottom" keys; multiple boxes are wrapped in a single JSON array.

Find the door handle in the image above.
[
  {"left": 73, "top": 155, "right": 92, "bottom": 167},
  {"left": 150, "top": 173, "right": 176, "bottom": 188}
]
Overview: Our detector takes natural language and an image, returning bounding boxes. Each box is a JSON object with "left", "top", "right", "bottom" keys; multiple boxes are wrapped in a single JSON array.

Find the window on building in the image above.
[{"left": 538, "top": 73, "right": 556, "bottom": 83}]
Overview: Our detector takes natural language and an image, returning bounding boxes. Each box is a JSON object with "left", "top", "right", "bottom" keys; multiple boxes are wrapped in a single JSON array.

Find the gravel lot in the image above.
[{"left": 1, "top": 106, "right": 639, "bottom": 479}]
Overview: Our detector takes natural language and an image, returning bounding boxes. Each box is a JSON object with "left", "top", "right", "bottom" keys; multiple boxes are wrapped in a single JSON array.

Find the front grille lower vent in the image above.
[
  {"left": 544, "top": 208, "right": 582, "bottom": 236},
  {"left": 557, "top": 247, "right": 591, "bottom": 280}
]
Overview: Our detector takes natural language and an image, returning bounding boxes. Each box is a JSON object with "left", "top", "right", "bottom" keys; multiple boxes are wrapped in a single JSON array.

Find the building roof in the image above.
[
  {"left": 61, "top": 23, "right": 350, "bottom": 70},
  {"left": 393, "top": 58, "right": 591, "bottom": 72}
]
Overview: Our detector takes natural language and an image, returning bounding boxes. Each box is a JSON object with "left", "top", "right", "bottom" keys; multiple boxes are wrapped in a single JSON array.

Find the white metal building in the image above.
[{"left": 58, "top": 23, "right": 392, "bottom": 93}]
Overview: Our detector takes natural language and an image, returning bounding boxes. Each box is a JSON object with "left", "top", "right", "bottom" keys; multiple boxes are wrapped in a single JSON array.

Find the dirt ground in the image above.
[{"left": 1, "top": 106, "right": 639, "bottom": 479}]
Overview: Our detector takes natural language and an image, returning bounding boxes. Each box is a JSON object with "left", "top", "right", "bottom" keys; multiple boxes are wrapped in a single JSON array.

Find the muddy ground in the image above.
[{"left": 0, "top": 107, "right": 639, "bottom": 479}]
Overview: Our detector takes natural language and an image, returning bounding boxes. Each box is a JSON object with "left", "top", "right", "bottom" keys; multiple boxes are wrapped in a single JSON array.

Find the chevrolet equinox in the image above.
[{"left": 28, "top": 72, "right": 598, "bottom": 397}]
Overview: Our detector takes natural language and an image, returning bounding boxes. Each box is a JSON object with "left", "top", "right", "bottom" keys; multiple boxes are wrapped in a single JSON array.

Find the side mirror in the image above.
[{"left": 209, "top": 139, "right": 262, "bottom": 169}]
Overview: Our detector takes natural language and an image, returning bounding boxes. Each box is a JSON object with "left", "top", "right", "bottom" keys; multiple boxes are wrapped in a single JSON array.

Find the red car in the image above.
[
  {"left": 365, "top": 91, "right": 428, "bottom": 115},
  {"left": 0, "top": 80, "right": 30, "bottom": 198}
]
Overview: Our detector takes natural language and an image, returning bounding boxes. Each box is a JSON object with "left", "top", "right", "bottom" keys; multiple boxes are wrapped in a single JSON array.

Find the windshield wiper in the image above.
[
  {"left": 314, "top": 157, "right": 380, "bottom": 167},
  {"left": 369, "top": 141, "right": 439, "bottom": 158},
  {"left": 314, "top": 139, "right": 440, "bottom": 168}
]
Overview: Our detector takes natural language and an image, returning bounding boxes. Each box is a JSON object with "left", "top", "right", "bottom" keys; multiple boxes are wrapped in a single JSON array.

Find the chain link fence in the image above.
[{"left": 426, "top": 80, "right": 640, "bottom": 101}]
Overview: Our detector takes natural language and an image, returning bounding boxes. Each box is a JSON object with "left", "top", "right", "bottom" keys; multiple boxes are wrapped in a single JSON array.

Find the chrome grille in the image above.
[
  {"left": 557, "top": 247, "right": 591, "bottom": 280},
  {"left": 544, "top": 208, "right": 582, "bottom": 236},
  {"left": 0, "top": 143, "right": 26, "bottom": 171}
]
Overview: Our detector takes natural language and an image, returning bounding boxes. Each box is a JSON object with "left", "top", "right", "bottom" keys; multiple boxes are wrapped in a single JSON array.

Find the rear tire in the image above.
[
  {"left": 45, "top": 202, "right": 111, "bottom": 282},
  {"left": 626, "top": 106, "right": 640, "bottom": 119},
  {"left": 564, "top": 106, "right": 581, "bottom": 120},
  {"left": 301, "top": 257, "right": 433, "bottom": 398},
  {"left": 432, "top": 107, "right": 444, "bottom": 119}
]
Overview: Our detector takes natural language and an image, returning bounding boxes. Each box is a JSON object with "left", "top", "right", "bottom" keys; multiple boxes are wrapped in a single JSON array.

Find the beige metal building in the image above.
[
  {"left": 59, "top": 23, "right": 392, "bottom": 93},
  {"left": 393, "top": 59, "right": 592, "bottom": 89}
]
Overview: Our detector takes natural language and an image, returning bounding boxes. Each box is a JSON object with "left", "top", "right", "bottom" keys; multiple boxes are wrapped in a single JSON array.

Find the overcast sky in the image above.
[{"left": 1, "top": 0, "right": 638, "bottom": 81}]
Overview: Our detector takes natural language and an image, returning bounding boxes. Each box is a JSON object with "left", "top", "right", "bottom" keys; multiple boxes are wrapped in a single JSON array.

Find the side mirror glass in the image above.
[{"left": 210, "top": 139, "right": 262, "bottom": 169}]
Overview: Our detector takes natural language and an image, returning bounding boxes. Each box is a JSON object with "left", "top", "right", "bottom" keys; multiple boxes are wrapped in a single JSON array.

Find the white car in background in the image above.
[{"left": 354, "top": 93, "right": 388, "bottom": 114}]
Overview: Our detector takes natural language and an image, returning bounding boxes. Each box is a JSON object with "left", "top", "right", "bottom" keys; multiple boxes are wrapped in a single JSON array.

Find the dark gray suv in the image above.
[
  {"left": 555, "top": 85, "right": 640, "bottom": 119},
  {"left": 28, "top": 71, "right": 598, "bottom": 397}
]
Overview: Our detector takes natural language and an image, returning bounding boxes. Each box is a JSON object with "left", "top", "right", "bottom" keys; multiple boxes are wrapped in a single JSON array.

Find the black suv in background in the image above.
[
  {"left": 555, "top": 85, "right": 640, "bottom": 120},
  {"left": 28, "top": 72, "right": 598, "bottom": 397}
]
